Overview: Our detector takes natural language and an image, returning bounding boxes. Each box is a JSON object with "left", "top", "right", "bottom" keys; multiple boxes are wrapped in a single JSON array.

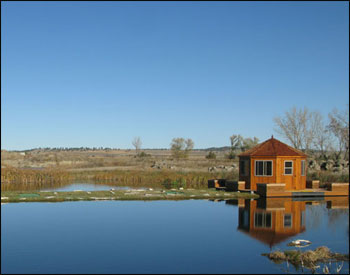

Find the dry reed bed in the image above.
[
  {"left": 1, "top": 167, "right": 71, "bottom": 184},
  {"left": 263, "top": 246, "right": 349, "bottom": 272},
  {"left": 1, "top": 167, "right": 235, "bottom": 190}
]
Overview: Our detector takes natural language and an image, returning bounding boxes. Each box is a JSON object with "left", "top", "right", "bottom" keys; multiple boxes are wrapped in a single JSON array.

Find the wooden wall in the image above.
[
  {"left": 239, "top": 156, "right": 307, "bottom": 191},
  {"left": 249, "top": 157, "right": 277, "bottom": 190},
  {"left": 275, "top": 156, "right": 306, "bottom": 190}
]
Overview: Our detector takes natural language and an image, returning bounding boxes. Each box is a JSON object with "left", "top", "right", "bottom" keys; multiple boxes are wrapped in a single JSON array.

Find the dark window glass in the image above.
[
  {"left": 266, "top": 161, "right": 272, "bottom": 176},
  {"left": 265, "top": 213, "right": 272, "bottom": 227},
  {"left": 240, "top": 161, "right": 245, "bottom": 175},
  {"left": 256, "top": 161, "right": 264, "bottom": 176},
  {"left": 284, "top": 161, "right": 293, "bottom": 175},
  {"left": 256, "top": 161, "right": 272, "bottom": 176},
  {"left": 255, "top": 213, "right": 262, "bottom": 227},
  {"left": 285, "top": 168, "right": 292, "bottom": 174},
  {"left": 255, "top": 212, "right": 272, "bottom": 228},
  {"left": 301, "top": 160, "right": 305, "bottom": 176},
  {"left": 301, "top": 211, "right": 305, "bottom": 227}
]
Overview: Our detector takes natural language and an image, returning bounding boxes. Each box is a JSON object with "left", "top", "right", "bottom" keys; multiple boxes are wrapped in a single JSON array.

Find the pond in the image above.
[
  {"left": 41, "top": 182, "right": 132, "bottom": 192},
  {"left": 1, "top": 181, "right": 144, "bottom": 192},
  {"left": 1, "top": 198, "right": 349, "bottom": 274}
]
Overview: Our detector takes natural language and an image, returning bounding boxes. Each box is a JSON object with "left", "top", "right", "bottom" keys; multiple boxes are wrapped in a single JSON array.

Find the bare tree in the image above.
[
  {"left": 273, "top": 107, "right": 321, "bottom": 153},
  {"left": 327, "top": 107, "right": 349, "bottom": 160},
  {"left": 132, "top": 137, "right": 142, "bottom": 155},
  {"left": 227, "top": 135, "right": 259, "bottom": 159},
  {"left": 312, "top": 112, "right": 333, "bottom": 160},
  {"left": 170, "top": 138, "right": 194, "bottom": 159},
  {"left": 230, "top": 134, "right": 243, "bottom": 150}
]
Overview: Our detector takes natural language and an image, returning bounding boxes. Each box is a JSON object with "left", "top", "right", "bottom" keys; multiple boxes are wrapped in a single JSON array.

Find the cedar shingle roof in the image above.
[{"left": 238, "top": 137, "right": 307, "bottom": 157}]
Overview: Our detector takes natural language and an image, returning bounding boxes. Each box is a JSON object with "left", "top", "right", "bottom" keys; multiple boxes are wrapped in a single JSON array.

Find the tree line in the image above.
[{"left": 131, "top": 105, "right": 348, "bottom": 162}]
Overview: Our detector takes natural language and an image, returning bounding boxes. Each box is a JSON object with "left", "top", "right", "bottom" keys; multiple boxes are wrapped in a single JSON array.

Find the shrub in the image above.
[
  {"left": 161, "top": 178, "right": 187, "bottom": 189},
  {"left": 226, "top": 151, "right": 236, "bottom": 160},
  {"left": 307, "top": 171, "right": 349, "bottom": 187},
  {"left": 137, "top": 152, "right": 151, "bottom": 158},
  {"left": 206, "top": 151, "right": 216, "bottom": 159}
]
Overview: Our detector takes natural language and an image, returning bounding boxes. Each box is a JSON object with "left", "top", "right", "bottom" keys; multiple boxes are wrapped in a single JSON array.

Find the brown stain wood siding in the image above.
[
  {"left": 239, "top": 155, "right": 307, "bottom": 191},
  {"left": 249, "top": 157, "right": 277, "bottom": 191},
  {"left": 277, "top": 156, "right": 306, "bottom": 190}
]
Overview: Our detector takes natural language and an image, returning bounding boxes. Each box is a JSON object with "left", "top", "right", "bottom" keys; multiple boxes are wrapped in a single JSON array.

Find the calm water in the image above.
[
  {"left": 1, "top": 198, "right": 349, "bottom": 274},
  {"left": 1, "top": 181, "right": 145, "bottom": 192},
  {"left": 41, "top": 182, "right": 132, "bottom": 192}
]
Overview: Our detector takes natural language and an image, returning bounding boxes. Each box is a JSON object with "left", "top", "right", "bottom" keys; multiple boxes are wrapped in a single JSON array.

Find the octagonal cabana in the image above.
[{"left": 238, "top": 136, "right": 307, "bottom": 191}]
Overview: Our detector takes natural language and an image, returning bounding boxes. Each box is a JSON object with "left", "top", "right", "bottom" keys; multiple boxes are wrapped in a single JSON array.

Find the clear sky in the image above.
[{"left": 1, "top": 1, "right": 349, "bottom": 150}]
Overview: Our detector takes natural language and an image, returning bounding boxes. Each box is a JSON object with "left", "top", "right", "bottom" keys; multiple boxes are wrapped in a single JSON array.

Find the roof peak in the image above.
[{"left": 239, "top": 137, "right": 307, "bottom": 157}]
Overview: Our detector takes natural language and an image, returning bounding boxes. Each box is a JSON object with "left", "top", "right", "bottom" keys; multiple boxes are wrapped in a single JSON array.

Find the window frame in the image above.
[
  {"left": 283, "top": 213, "right": 293, "bottom": 228},
  {"left": 300, "top": 211, "right": 305, "bottom": 227},
  {"left": 254, "top": 160, "right": 273, "bottom": 177},
  {"left": 254, "top": 211, "right": 272, "bottom": 228},
  {"left": 301, "top": 160, "right": 305, "bottom": 176},
  {"left": 284, "top": 160, "right": 293, "bottom": 175}
]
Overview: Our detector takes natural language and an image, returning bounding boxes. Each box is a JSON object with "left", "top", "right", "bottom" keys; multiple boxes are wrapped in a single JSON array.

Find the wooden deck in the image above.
[
  {"left": 258, "top": 189, "right": 349, "bottom": 198},
  {"left": 209, "top": 180, "right": 349, "bottom": 198},
  {"left": 219, "top": 187, "right": 348, "bottom": 197},
  {"left": 256, "top": 183, "right": 349, "bottom": 197}
]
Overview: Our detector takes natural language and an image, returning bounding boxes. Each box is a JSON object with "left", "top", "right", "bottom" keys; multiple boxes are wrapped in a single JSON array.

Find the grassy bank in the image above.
[{"left": 1, "top": 189, "right": 258, "bottom": 203}]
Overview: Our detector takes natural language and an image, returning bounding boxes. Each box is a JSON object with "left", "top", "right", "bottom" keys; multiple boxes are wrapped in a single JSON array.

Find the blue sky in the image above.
[{"left": 1, "top": 1, "right": 349, "bottom": 150}]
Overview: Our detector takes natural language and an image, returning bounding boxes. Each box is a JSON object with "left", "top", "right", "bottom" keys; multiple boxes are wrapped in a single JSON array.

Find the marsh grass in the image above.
[
  {"left": 1, "top": 167, "right": 237, "bottom": 191},
  {"left": 1, "top": 167, "right": 71, "bottom": 185},
  {"left": 70, "top": 169, "right": 236, "bottom": 189},
  {"left": 263, "top": 246, "right": 349, "bottom": 272}
]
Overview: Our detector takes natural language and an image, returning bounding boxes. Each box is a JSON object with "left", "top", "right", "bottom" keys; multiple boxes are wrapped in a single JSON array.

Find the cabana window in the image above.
[
  {"left": 255, "top": 160, "right": 272, "bottom": 176},
  {"left": 254, "top": 212, "right": 272, "bottom": 228},
  {"left": 284, "top": 214, "right": 292, "bottom": 228},
  {"left": 301, "top": 160, "right": 305, "bottom": 176},
  {"left": 284, "top": 161, "right": 293, "bottom": 175}
]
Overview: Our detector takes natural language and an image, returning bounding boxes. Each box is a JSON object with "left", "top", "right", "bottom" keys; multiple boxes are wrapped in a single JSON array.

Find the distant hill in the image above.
[{"left": 194, "top": 146, "right": 231, "bottom": 152}]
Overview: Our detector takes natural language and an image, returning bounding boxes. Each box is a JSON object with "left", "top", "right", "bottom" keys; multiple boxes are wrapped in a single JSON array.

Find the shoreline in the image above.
[{"left": 1, "top": 189, "right": 259, "bottom": 203}]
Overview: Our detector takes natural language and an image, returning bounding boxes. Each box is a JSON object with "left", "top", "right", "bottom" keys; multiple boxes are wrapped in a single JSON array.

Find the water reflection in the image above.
[
  {"left": 1, "top": 181, "right": 72, "bottom": 191},
  {"left": 41, "top": 183, "right": 131, "bottom": 192},
  {"left": 229, "top": 197, "right": 349, "bottom": 248},
  {"left": 2, "top": 198, "right": 348, "bottom": 274},
  {"left": 1, "top": 181, "right": 134, "bottom": 192}
]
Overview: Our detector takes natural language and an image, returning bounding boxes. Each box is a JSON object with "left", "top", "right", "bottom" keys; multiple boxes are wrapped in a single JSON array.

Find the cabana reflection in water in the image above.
[{"left": 227, "top": 197, "right": 349, "bottom": 248}]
